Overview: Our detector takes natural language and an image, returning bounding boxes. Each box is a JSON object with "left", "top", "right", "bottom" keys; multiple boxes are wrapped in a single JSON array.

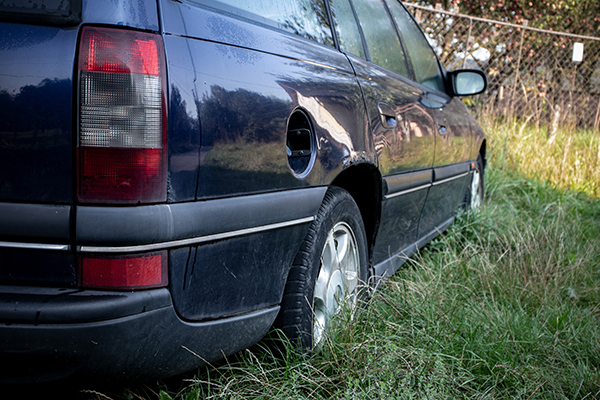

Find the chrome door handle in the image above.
[{"left": 378, "top": 101, "right": 397, "bottom": 129}]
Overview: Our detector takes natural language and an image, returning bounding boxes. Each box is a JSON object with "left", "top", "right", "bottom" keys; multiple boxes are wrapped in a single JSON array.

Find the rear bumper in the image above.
[
  {"left": 0, "top": 286, "right": 278, "bottom": 383},
  {"left": 0, "top": 188, "right": 327, "bottom": 382}
]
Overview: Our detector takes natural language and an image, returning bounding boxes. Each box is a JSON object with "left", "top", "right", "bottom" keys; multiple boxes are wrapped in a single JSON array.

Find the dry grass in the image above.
[{"left": 481, "top": 115, "right": 600, "bottom": 197}]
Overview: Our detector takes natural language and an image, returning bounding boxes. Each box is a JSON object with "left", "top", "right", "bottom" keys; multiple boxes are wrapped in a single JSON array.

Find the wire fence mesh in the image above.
[{"left": 405, "top": 2, "right": 600, "bottom": 131}]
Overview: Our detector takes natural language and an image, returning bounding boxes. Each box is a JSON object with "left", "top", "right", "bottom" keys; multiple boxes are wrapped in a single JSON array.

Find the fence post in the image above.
[
  {"left": 594, "top": 98, "right": 600, "bottom": 130},
  {"left": 462, "top": 17, "right": 474, "bottom": 69},
  {"left": 508, "top": 19, "right": 529, "bottom": 119}
]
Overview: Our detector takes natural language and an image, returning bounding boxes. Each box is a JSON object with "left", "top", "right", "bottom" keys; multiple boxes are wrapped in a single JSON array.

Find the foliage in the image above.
[
  {"left": 482, "top": 116, "right": 600, "bottom": 197},
  {"left": 416, "top": 0, "right": 600, "bottom": 36},
  {"left": 409, "top": 3, "right": 600, "bottom": 132}
]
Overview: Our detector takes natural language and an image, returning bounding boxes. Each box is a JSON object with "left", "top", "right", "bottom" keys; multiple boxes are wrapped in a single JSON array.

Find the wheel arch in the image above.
[
  {"left": 330, "top": 163, "right": 382, "bottom": 269},
  {"left": 479, "top": 138, "right": 487, "bottom": 169}
]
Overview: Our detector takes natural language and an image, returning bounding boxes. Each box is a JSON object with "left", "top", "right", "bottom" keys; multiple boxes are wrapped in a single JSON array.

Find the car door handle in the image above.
[
  {"left": 377, "top": 102, "right": 397, "bottom": 129},
  {"left": 383, "top": 115, "right": 397, "bottom": 129}
]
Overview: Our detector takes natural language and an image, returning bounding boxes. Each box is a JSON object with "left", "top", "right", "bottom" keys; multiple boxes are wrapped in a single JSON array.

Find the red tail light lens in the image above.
[
  {"left": 77, "top": 26, "right": 167, "bottom": 204},
  {"left": 80, "top": 251, "right": 168, "bottom": 290}
]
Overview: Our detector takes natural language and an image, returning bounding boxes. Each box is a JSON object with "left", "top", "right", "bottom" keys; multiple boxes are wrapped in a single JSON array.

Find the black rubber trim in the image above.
[
  {"left": 0, "top": 203, "right": 70, "bottom": 243},
  {"left": 384, "top": 169, "right": 432, "bottom": 196},
  {"left": 433, "top": 161, "right": 470, "bottom": 182},
  {"left": 0, "top": 305, "right": 279, "bottom": 383},
  {"left": 0, "top": 285, "right": 172, "bottom": 324},
  {"left": 76, "top": 187, "right": 327, "bottom": 247}
]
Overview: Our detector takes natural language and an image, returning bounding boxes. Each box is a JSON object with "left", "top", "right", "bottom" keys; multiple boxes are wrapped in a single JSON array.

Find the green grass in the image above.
[
  {"left": 85, "top": 121, "right": 600, "bottom": 400},
  {"left": 482, "top": 116, "right": 600, "bottom": 197}
]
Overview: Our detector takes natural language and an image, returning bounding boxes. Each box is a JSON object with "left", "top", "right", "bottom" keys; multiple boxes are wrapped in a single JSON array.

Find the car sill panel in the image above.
[{"left": 373, "top": 215, "right": 455, "bottom": 280}]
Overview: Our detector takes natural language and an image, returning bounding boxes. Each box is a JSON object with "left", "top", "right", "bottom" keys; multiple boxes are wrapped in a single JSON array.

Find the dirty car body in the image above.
[{"left": 0, "top": 0, "right": 486, "bottom": 382}]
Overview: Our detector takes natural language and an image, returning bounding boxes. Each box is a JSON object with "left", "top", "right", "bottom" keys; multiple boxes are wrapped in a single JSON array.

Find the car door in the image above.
[
  {"left": 329, "top": 0, "right": 437, "bottom": 278},
  {"left": 386, "top": 0, "right": 473, "bottom": 238}
]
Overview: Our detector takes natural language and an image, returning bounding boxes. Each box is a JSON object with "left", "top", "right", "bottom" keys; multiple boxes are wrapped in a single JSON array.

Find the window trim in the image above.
[
  {"left": 384, "top": 0, "right": 448, "bottom": 94},
  {"left": 381, "top": 0, "right": 414, "bottom": 81},
  {"left": 324, "top": 0, "right": 341, "bottom": 50},
  {"left": 346, "top": 0, "right": 412, "bottom": 77},
  {"left": 347, "top": 0, "right": 371, "bottom": 61},
  {"left": 326, "top": 0, "right": 371, "bottom": 60}
]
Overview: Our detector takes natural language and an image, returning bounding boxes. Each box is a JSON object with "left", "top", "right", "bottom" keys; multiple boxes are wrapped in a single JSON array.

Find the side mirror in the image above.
[{"left": 448, "top": 69, "right": 487, "bottom": 96}]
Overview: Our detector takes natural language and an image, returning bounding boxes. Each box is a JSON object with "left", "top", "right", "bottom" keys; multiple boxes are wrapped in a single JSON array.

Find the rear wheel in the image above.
[
  {"left": 464, "top": 154, "right": 484, "bottom": 211},
  {"left": 274, "top": 186, "right": 368, "bottom": 350}
]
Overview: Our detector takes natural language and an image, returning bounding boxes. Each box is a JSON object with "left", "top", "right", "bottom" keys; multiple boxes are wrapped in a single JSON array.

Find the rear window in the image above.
[
  {"left": 190, "top": 0, "right": 334, "bottom": 46},
  {"left": 0, "top": 0, "right": 81, "bottom": 26}
]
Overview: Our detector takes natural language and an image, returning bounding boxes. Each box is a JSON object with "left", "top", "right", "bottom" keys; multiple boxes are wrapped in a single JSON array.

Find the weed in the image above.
[{"left": 94, "top": 120, "right": 600, "bottom": 399}]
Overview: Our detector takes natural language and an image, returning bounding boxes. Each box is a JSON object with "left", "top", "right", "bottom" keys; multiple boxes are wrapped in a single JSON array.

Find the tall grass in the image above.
[
  {"left": 481, "top": 115, "right": 600, "bottom": 197},
  {"left": 86, "top": 120, "right": 600, "bottom": 399},
  {"left": 147, "top": 188, "right": 600, "bottom": 398}
]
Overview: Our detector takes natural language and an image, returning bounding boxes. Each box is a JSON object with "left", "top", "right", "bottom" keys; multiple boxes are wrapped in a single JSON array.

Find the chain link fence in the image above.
[{"left": 405, "top": 2, "right": 600, "bottom": 131}]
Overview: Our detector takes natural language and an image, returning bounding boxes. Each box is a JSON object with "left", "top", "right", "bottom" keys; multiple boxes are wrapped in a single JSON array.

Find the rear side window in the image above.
[
  {"left": 0, "top": 0, "right": 81, "bottom": 26},
  {"left": 329, "top": 0, "right": 366, "bottom": 59},
  {"left": 350, "top": 0, "right": 409, "bottom": 78},
  {"left": 195, "top": 0, "right": 334, "bottom": 46},
  {"left": 386, "top": 0, "right": 445, "bottom": 92}
]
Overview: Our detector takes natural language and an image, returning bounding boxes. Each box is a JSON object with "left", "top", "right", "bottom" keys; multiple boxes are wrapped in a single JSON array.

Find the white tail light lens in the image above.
[{"left": 77, "top": 26, "right": 167, "bottom": 204}]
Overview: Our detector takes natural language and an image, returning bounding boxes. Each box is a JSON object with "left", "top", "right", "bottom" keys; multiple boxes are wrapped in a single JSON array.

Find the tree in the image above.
[{"left": 416, "top": 0, "right": 600, "bottom": 36}]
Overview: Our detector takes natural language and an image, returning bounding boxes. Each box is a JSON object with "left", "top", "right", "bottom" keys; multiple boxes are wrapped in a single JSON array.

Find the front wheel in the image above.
[{"left": 274, "top": 186, "right": 369, "bottom": 350}]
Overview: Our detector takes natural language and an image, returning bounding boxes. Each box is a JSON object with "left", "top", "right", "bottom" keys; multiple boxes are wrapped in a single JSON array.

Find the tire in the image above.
[
  {"left": 274, "top": 186, "right": 369, "bottom": 351},
  {"left": 463, "top": 153, "right": 484, "bottom": 211}
]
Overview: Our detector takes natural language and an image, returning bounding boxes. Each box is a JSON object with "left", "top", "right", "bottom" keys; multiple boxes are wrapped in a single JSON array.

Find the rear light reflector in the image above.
[
  {"left": 77, "top": 26, "right": 167, "bottom": 204},
  {"left": 79, "top": 147, "right": 163, "bottom": 202},
  {"left": 80, "top": 251, "right": 168, "bottom": 290}
]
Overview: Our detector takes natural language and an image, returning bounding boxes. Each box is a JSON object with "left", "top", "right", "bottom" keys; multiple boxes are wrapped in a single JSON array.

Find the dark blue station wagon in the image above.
[{"left": 0, "top": 0, "right": 486, "bottom": 382}]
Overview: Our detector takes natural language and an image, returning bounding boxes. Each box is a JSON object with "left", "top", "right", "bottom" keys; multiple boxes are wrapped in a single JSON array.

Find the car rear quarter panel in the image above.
[
  {"left": 160, "top": 0, "right": 373, "bottom": 320},
  {"left": 161, "top": 0, "right": 372, "bottom": 199}
]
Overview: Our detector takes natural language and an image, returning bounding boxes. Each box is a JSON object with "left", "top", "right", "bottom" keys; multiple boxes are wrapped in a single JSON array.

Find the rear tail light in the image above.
[
  {"left": 77, "top": 26, "right": 167, "bottom": 204},
  {"left": 79, "top": 251, "right": 168, "bottom": 290}
]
